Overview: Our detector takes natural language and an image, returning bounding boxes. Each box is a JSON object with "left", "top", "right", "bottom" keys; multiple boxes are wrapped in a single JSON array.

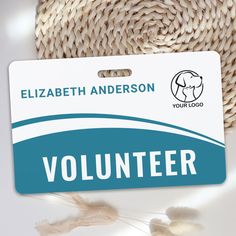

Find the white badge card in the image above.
[{"left": 9, "top": 52, "right": 226, "bottom": 194}]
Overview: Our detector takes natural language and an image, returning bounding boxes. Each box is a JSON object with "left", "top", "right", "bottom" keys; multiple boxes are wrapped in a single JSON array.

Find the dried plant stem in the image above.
[{"left": 36, "top": 193, "right": 119, "bottom": 235}]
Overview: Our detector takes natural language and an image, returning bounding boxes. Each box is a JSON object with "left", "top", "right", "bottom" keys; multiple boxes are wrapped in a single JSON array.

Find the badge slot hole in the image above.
[{"left": 98, "top": 69, "right": 132, "bottom": 78}]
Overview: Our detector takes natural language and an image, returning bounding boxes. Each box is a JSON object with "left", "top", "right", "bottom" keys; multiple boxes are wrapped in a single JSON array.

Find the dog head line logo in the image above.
[{"left": 171, "top": 70, "right": 204, "bottom": 103}]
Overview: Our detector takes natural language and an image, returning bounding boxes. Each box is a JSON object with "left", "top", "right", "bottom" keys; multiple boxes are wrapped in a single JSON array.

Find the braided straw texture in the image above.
[{"left": 35, "top": 0, "right": 236, "bottom": 130}]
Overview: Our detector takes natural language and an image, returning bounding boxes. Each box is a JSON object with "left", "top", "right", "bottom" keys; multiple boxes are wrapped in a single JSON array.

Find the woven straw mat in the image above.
[{"left": 35, "top": 0, "right": 236, "bottom": 130}]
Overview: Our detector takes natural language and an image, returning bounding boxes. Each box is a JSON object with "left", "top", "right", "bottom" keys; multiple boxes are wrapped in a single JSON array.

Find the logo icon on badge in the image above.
[{"left": 171, "top": 70, "right": 203, "bottom": 103}]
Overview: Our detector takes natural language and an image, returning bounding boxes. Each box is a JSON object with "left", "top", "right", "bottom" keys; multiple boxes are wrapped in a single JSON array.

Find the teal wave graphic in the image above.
[
  {"left": 13, "top": 128, "right": 226, "bottom": 194},
  {"left": 12, "top": 113, "right": 224, "bottom": 146}
]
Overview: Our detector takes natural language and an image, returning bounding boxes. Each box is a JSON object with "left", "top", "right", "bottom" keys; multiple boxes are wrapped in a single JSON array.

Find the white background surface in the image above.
[{"left": 0, "top": 1, "right": 236, "bottom": 235}]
